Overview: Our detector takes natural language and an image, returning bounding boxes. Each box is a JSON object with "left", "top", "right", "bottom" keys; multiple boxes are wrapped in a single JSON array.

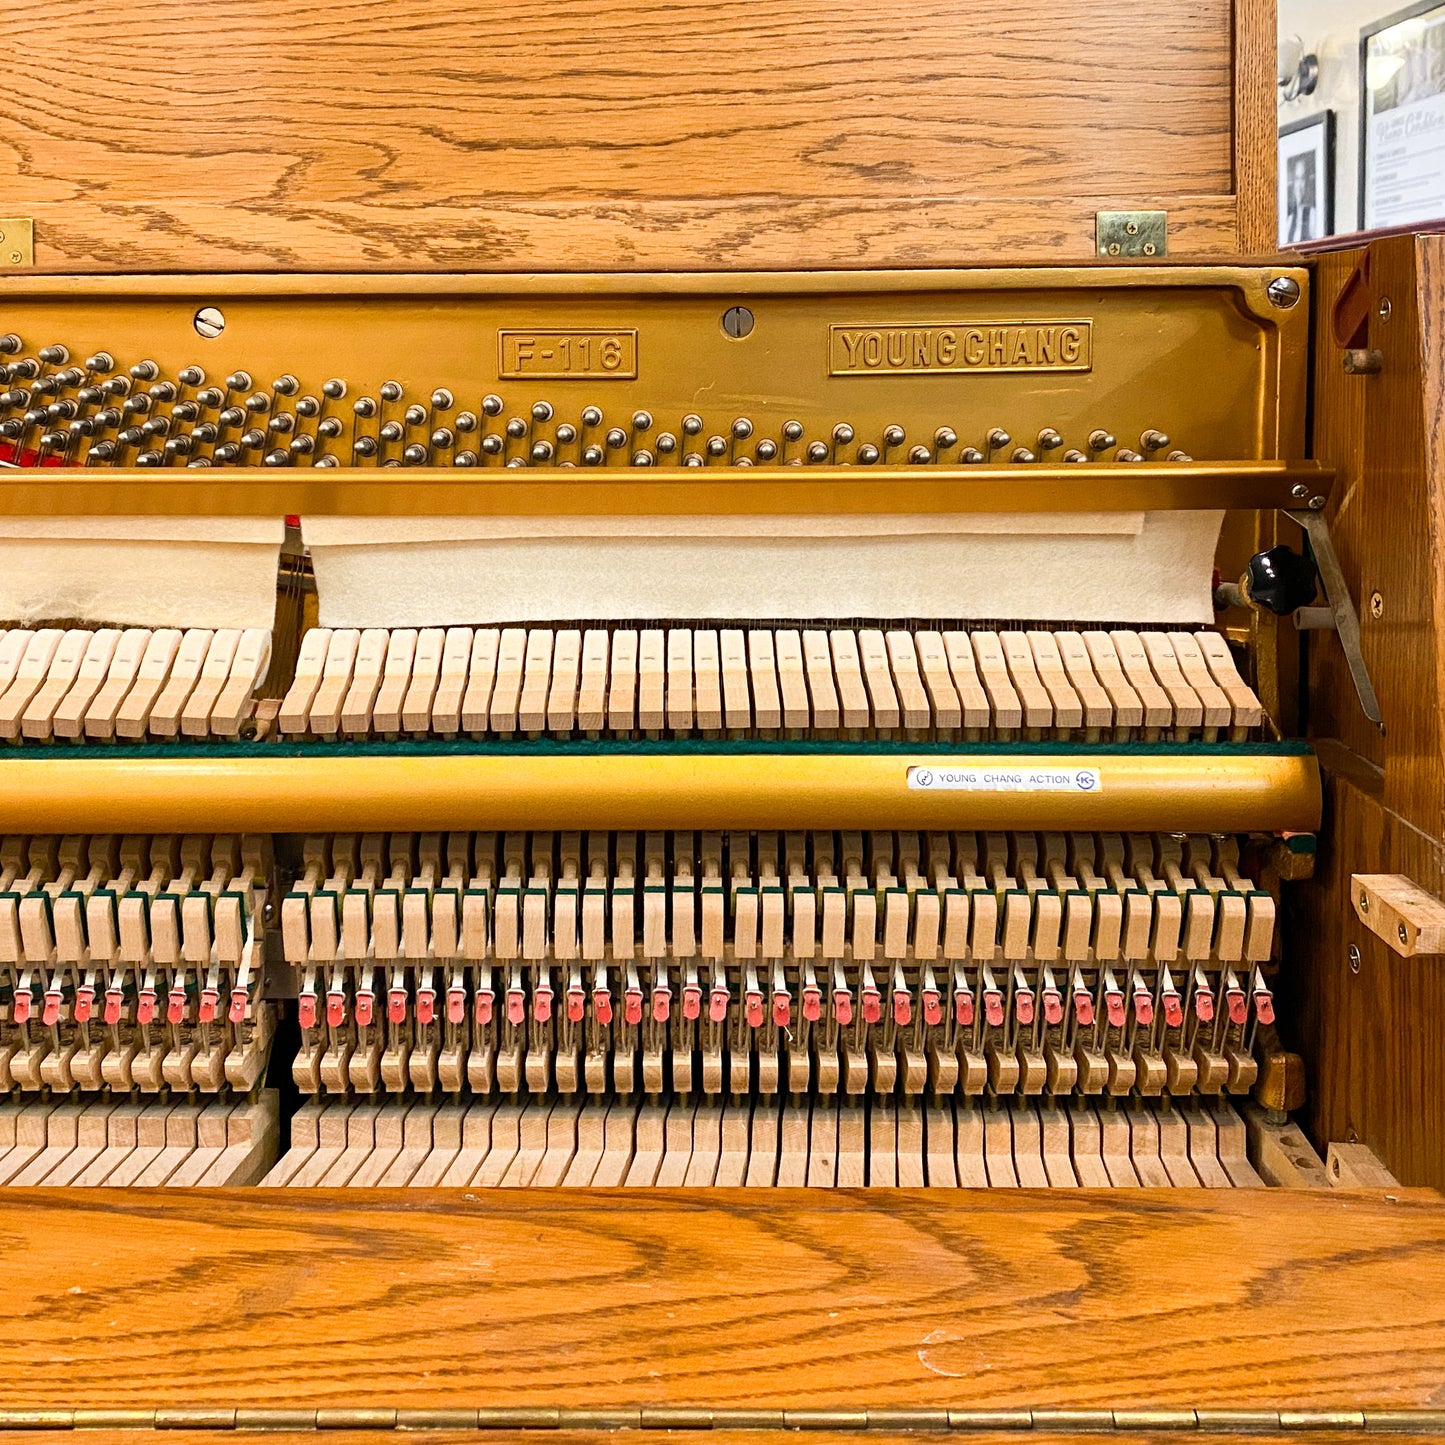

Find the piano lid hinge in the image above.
[
  {"left": 0, "top": 218, "right": 33, "bottom": 268},
  {"left": 1096, "top": 210, "right": 1167, "bottom": 259}
]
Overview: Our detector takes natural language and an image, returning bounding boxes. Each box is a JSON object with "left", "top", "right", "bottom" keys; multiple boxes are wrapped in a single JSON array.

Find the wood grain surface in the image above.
[
  {"left": 1292, "top": 235, "right": 1445, "bottom": 1190},
  {"left": 4, "top": 1190, "right": 1445, "bottom": 1412},
  {"left": 0, "top": 0, "right": 1261, "bottom": 270}
]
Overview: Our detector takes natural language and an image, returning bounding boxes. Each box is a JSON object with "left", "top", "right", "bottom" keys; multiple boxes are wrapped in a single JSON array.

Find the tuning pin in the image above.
[
  {"left": 482, "top": 393, "right": 504, "bottom": 417},
  {"left": 404, "top": 404, "right": 427, "bottom": 427},
  {"left": 453, "top": 451, "right": 477, "bottom": 467},
  {"left": 128, "top": 358, "right": 157, "bottom": 380},
  {"left": 455, "top": 411, "right": 478, "bottom": 434},
  {"left": 505, "top": 456, "right": 526, "bottom": 468},
  {"left": 754, "top": 438, "right": 777, "bottom": 461},
  {"left": 655, "top": 430, "right": 676, "bottom": 455},
  {"left": 171, "top": 401, "right": 198, "bottom": 423},
  {"left": 531, "top": 400, "right": 553, "bottom": 423},
  {"left": 0, "top": 335, "right": 20, "bottom": 355},
  {"left": 317, "top": 417, "right": 343, "bottom": 440},
  {"left": 1167, "top": 448, "right": 1193, "bottom": 462},
  {"left": 312, "top": 454, "right": 338, "bottom": 468},
  {"left": 505, "top": 417, "right": 528, "bottom": 440},
  {"left": 10, "top": 358, "right": 38, "bottom": 380},
  {"left": 705, "top": 434, "right": 727, "bottom": 459},
  {"left": 633, "top": 410, "right": 653, "bottom": 432},
  {"left": 855, "top": 443, "right": 879, "bottom": 464},
  {"left": 353, "top": 436, "right": 378, "bottom": 458},
  {"left": 531, "top": 439, "right": 554, "bottom": 463},
  {"left": 683, "top": 453, "right": 704, "bottom": 467},
  {"left": 273, "top": 374, "right": 299, "bottom": 397},
  {"left": 323, "top": 378, "right": 347, "bottom": 400},
  {"left": 263, "top": 449, "right": 291, "bottom": 467},
  {"left": 632, "top": 450, "right": 655, "bottom": 466},
  {"left": 39, "top": 344, "right": 71, "bottom": 365},
  {"left": 1115, "top": 448, "right": 1144, "bottom": 463},
  {"left": 431, "top": 427, "right": 454, "bottom": 450},
  {"left": 1140, "top": 429, "right": 1170, "bottom": 453},
  {"left": 580, "top": 405, "right": 603, "bottom": 429},
  {"left": 241, "top": 428, "right": 267, "bottom": 449},
  {"left": 85, "top": 352, "right": 115, "bottom": 373},
  {"left": 605, "top": 427, "right": 627, "bottom": 450},
  {"left": 379, "top": 381, "right": 403, "bottom": 403},
  {"left": 908, "top": 445, "right": 931, "bottom": 464},
  {"left": 732, "top": 455, "right": 752, "bottom": 467},
  {"left": 218, "top": 406, "right": 246, "bottom": 428},
  {"left": 432, "top": 389, "right": 454, "bottom": 411},
  {"left": 353, "top": 396, "right": 377, "bottom": 420},
  {"left": 1037, "top": 428, "right": 1063, "bottom": 452},
  {"left": 731, "top": 417, "right": 752, "bottom": 441},
  {"left": 196, "top": 387, "right": 223, "bottom": 409},
  {"left": 553, "top": 422, "right": 576, "bottom": 446},
  {"left": 268, "top": 412, "right": 294, "bottom": 435},
  {"left": 481, "top": 434, "right": 504, "bottom": 457},
  {"left": 1011, "top": 447, "right": 1037, "bottom": 463},
  {"left": 1063, "top": 448, "right": 1089, "bottom": 463},
  {"left": 933, "top": 426, "right": 958, "bottom": 456},
  {"left": 402, "top": 443, "right": 429, "bottom": 465},
  {"left": 212, "top": 442, "right": 241, "bottom": 463},
  {"left": 681, "top": 413, "right": 704, "bottom": 437},
  {"left": 986, "top": 427, "right": 1010, "bottom": 457},
  {"left": 1088, "top": 428, "right": 1115, "bottom": 453},
  {"left": 832, "top": 422, "right": 854, "bottom": 449},
  {"left": 245, "top": 391, "right": 271, "bottom": 414},
  {"left": 582, "top": 444, "right": 604, "bottom": 465},
  {"left": 290, "top": 433, "right": 316, "bottom": 456},
  {"left": 806, "top": 440, "right": 829, "bottom": 463}
]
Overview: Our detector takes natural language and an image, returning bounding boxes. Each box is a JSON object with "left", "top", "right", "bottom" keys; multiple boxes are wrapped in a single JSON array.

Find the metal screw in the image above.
[
  {"left": 1349, "top": 944, "right": 1361, "bottom": 973},
  {"left": 1125, "top": 220, "right": 1140, "bottom": 236},
  {"left": 1370, "top": 591, "right": 1384, "bottom": 619},
  {"left": 7, "top": 252, "right": 19, "bottom": 266},
  {"left": 1359, "top": 892, "right": 1369, "bottom": 914},
  {"left": 1107, "top": 243, "right": 1122, "bottom": 257},
  {"left": 1291, "top": 483, "right": 1310, "bottom": 498},
  {"left": 720, "top": 305, "right": 754, "bottom": 339},
  {"left": 1378, "top": 297, "right": 1393, "bottom": 321},
  {"left": 1142, "top": 242, "right": 1157, "bottom": 256},
  {"left": 1399, "top": 922, "right": 1410, "bottom": 945},
  {"left": 194, "top": 306, "right": 225, "bottom": 339},
  {"left": 1308, "top": 495, "right": 1326, "bottom": 510},
  {"left": 1267, "top": 276, "right": 1302, "bottom": 309},
  {"left": 1348, "top": 1128, "right": 1359, "bottom": 1144}
]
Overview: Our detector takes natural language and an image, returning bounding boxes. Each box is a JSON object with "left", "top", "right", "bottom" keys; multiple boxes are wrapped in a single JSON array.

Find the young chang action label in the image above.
[{"left": 906, "top": 765, "right": 1102, "bottom": 794}]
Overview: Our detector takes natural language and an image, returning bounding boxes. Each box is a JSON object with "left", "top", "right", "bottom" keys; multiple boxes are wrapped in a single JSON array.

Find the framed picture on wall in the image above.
[
  {"left": 1361, "top": 0, "right": 1445, "bottom": 230},
  {"left": 1280, "top": 113, "right": 1335, "bottom": 245}
]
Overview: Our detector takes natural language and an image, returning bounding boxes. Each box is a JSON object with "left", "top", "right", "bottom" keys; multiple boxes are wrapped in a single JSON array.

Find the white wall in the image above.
[{"left": 1278, "top": 0, "right": 1418, "bottom": 233}]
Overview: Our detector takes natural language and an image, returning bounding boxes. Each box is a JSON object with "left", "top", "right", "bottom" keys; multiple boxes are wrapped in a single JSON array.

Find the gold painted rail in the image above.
[{"left": 0, "top": 748, "right": 1322, "bottom": 834}]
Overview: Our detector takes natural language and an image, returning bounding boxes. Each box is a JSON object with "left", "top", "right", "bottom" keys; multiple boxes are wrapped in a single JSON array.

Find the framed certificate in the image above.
[{"left": 1361, "top": 1, "right": 1445, "bottom": 230}]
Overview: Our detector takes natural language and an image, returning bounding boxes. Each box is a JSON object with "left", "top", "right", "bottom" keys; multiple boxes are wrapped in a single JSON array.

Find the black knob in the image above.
[{"left": 1245, "top": 545, "right": 1317, "bottom": 615}]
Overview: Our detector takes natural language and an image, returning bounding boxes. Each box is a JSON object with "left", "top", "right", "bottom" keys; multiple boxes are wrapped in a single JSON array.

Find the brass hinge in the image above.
[
  {"left": 0, "top": 218, "right": 34, "bottom": 267},
  {"left": 1097, "top": 209, "right": 1168, "bottom": 259},
  {"left": 2, "top": 1405, "right": 1444, "bottom": 1433}
]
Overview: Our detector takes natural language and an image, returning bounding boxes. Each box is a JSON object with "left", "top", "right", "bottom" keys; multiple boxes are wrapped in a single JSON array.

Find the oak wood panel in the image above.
[
  {"left": 1234, "top": 0, "right": 1279, "bottom": 254},
  {"left": 0, "top": 0, "right": 1253, "bottom": 270},
  {"left": 1297, "top": 236, "right": 1445, "bottom": 1190},
  {"left": 1307, "top": 238, "right": 1438, "bottom": 831},
  {"left": 4, "top": 1191, "right": 1445, "bottom": 1412},
  {"left": 1294, "top": 757, "right": 1445, "bottom": 1189}
]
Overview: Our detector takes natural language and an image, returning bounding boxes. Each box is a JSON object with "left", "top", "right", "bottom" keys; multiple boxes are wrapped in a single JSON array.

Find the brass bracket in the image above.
[
  {"left": 0, "top": 219, "right": 34, "bottom": 268},
  {"left": 1096, "top": 210, "right": 1167, "bottom": 259},
  {"left": 1351, "top": 873, "right": 1445, "bottom": 956}
]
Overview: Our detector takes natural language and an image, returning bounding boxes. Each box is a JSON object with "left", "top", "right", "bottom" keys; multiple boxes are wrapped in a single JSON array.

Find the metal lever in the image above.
[{"left": 1285, "top": 509, "right": 1382, "bottom": 725}]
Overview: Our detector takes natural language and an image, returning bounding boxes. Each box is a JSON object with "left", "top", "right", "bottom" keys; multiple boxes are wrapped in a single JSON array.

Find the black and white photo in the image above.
[{"left": 1279, "top": 112, "right": 1335, "bottom": 244}]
